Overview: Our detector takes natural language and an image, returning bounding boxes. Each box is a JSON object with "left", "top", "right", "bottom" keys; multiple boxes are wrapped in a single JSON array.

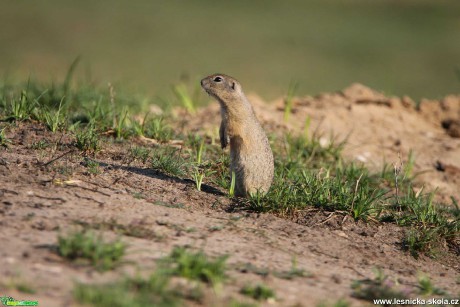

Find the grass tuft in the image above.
[
  {"left": 4, "top": 90, "right": 39, "bottom": 121},
  {"left": 40, "top": 96, "right": 67, "bottom": 132},
  {"left": 151, "top": 147, "right": 186, "bottom": 177},
  {"left": 0, "top": 127, "right": 11, "bottom": 148},
  {"left": 74, "top": 246, "right": 228, "bottom": 306},
  {"left": 283, "top": 81, "right": 298, "bottom": 122},
  {"left": 172, "top": 83, "right": 196, "bottom": 114},
  {"left": 161, "top": 247, "right": 228, "bottom": 286},
  {"left": 3, "top": 277, "right": 36, "bottom": 294},
  {"left": 396, "top": 189, "right": 459, "bottom": 258},
  {"left": 240, "top": 284, "right": 275, "bottom": 301},
  {"left": 74, "top": 124, "right": 100, "bottom": 153},
  {"left": 273, "top": 257, "right": 311, "bottom": 280},
  {"left": 351, "top": 268, "right": 407, "bottom": 302},
  {"left": 247, "top": 165, "right": 385, "bottom": 221},
  {"left": 74, "top": 272, "right": 181, "bottom": 307},
  {"left": 144, "top": 116, "right": 174, "bottom": 142},
  {"left": 417, "top": 274, "right": 446, "bottom": 296},
  {"left": 129, "top": 146, "right": 151, "bottom": 164},
  {"left": 82, "top": 158, "right": 101, "bottom": 175},
  {"left": 57, "top": 230, "right": 125, "bottom": 271}
]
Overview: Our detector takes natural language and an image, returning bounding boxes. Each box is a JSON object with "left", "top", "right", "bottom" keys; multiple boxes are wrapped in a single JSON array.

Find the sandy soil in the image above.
[{"left": 0, "top": 84, "right": 459, "bottom": 306}]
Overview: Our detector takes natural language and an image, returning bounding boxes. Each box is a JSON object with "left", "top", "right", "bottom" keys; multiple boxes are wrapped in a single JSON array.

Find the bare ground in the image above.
[{"left": 0, "top": 84, "right": 459, "bottom": 306}]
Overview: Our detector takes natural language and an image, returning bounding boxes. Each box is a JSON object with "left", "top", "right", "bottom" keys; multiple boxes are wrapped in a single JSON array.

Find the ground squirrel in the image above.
[{"left": 200, "top": 73, "right": 274, "bottom": 197}]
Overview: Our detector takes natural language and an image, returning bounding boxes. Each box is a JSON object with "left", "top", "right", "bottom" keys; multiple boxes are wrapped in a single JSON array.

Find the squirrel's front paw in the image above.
[{"left": 220, "top": 137, "right": 228, "bottom": 149}]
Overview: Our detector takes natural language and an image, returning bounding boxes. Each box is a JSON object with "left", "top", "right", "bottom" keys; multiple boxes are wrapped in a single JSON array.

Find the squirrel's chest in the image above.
[
  {"left": 228, "top": 121, "right": 249, "bottom": 142},
  {"left": 228, "top": 128, "right": 257, "bottom": 157}
]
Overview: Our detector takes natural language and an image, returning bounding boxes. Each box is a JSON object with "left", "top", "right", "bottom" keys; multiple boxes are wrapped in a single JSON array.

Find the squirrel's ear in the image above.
[{"left": 231, "top": 82, "right": 236, "bottom": 90}]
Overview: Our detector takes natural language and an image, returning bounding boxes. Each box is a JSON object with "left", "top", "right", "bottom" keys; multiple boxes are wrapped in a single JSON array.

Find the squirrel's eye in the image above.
[{"left": 213, "top": 76, "right": 223, "bottom": 82}]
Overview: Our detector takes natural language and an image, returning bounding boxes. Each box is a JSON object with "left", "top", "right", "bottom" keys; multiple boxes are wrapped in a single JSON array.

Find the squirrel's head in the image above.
[{"left": 200, "top": 74, "right": 243, "bottom": 106}]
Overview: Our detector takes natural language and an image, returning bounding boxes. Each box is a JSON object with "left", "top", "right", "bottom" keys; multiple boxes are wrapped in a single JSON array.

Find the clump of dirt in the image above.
[{"left": 1, "top": 84, "right": 459, "bottom": 306}]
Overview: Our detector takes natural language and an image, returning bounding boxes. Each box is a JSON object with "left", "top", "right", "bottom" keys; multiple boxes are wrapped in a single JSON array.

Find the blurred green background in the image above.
[{"left": 1, "top": 0, "right": 459, "bottom": 100}]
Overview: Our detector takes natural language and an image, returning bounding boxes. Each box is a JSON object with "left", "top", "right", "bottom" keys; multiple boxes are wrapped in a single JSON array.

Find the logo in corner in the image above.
[{"left": 0, "top": 296, "right": 38, "bottom": 306}]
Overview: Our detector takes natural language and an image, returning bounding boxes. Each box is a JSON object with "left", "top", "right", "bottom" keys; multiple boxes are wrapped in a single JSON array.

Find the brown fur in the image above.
[{"left": 200, "top": 73, "right": 274, "bottom": 197}]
